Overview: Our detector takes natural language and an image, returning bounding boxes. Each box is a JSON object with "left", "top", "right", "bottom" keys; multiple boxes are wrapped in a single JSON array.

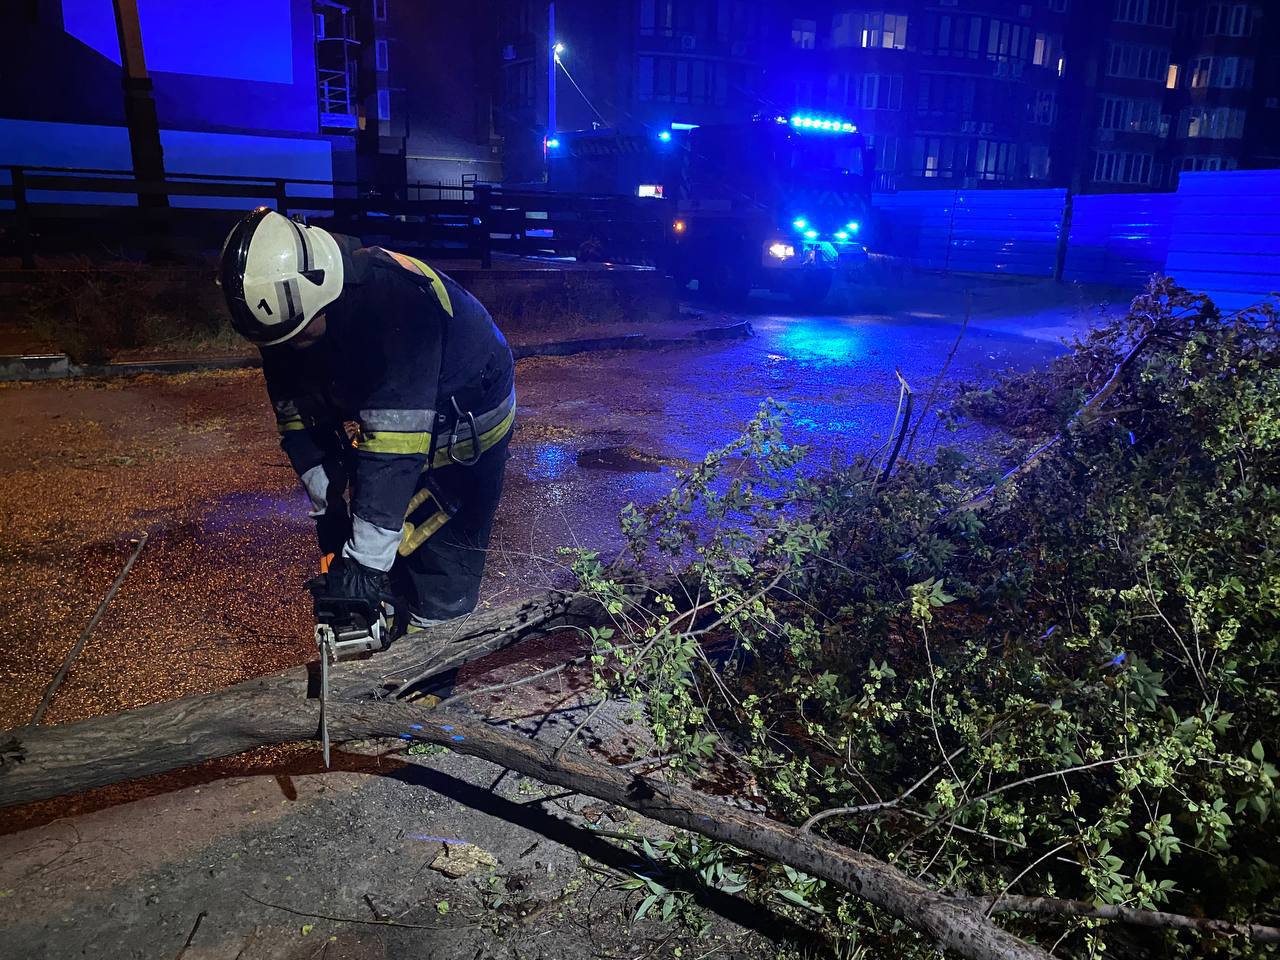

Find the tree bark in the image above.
[{"left": 971, "top": 895, "right": 1280, "bottom": 944}]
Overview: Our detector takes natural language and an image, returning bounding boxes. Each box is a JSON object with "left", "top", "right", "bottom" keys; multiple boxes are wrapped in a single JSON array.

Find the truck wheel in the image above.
[{"left": 789, "top": 273, "right": 833, "bottom": 309}]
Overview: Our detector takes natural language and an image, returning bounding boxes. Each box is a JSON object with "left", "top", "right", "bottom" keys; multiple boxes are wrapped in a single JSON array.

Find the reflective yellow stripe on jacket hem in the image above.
[
  {"left": 277, "top": 418, "right": 307, "bottom": 433},
  {"left": 357, "top": 431, "right": 433, "bottom": 455}
]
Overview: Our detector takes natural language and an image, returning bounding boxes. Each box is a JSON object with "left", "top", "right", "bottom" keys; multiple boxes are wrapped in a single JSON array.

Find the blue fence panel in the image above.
[
  {"left": 872, "top": 190, "right": 955, "bottom": 271},
  {"left": 1063, "top": 192, "right": 1175, "bottom": 287},
  {"left": 1164, "top": 170, "right": 1280, "bottom": 311},
  {"left": 947, "top": 188, "right": 1066, "bottom": 276},
  {"left": 873, "top": 188, "right": 1066, "bottom": 277}
]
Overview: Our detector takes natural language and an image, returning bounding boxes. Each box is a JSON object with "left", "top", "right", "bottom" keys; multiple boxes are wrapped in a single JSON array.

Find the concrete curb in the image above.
[{"left": 0, "top": 322, "right": 753, "bottom": 383}]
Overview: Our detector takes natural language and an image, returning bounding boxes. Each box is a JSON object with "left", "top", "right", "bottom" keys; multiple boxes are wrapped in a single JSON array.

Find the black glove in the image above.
[
  {"left": 320, "top": 554, "right": 389, "bottom": 609},
  {"left": 315, "top": 503, "right": 353, "bottom": 556}
]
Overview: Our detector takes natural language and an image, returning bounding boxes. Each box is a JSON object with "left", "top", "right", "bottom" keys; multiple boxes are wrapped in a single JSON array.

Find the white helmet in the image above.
[{"left": 218, "top": 207, "right": 344, "bottom": 346}]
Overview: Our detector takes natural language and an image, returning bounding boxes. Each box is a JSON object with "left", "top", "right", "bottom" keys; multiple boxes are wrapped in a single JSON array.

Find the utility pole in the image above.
[
  {"left": 547, "top": 1, "right": 557, "bottom": 139},
  {"left": 112, "top": 0, "right": 168, "bottom": 207}
]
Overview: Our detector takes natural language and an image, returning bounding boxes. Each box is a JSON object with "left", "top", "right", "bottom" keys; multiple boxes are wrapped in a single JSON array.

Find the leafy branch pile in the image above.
[{"left": 574, "top": 279, "right": 1280, "bottom": 958}]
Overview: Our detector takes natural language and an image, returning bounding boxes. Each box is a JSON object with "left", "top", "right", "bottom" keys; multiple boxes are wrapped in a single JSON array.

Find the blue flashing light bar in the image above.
[
  {"left": 789, "top": 115, "right": 858, "bottom": 134},
  {"left": 803, "top": 229, "right": 819, "bottom": 240},
  {"left": 847, "top": 220, "right": 861, "bottom": 233},
  {"left": 792, "top": 217, "right": 808, "bottom": 230},
  {"left": 670, "top": 122, "right": 700, "bottom": 130},
  {"left": 545, "top": 137, "right": 561, "bottom": 149},
  {"left": 657, "top": 130, "right": 672, "bottom": 142}
]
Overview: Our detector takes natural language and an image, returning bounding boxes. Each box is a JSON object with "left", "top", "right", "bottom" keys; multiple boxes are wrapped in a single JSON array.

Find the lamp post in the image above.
[{"left": 547, "top": 3, "right": 558, "bottom": 140}]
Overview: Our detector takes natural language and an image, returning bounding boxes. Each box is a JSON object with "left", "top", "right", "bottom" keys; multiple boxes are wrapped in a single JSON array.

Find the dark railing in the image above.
[{"left": 0, "top": 166, "right": 674, "bottom": 270}]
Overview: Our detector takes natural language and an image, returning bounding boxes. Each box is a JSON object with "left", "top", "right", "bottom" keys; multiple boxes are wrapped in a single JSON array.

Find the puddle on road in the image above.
[{"left": 577, "top": 446, "right": 675, "bottom": 473}]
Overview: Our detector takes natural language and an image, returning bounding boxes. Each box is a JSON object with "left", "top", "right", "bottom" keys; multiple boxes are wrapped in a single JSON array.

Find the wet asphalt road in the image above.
[
  {"left": 500, "top": 297, "right": 1069, "bottom": 564},
  {"left": 0, "top": 286, "right": 1075, "bottom": 730}
]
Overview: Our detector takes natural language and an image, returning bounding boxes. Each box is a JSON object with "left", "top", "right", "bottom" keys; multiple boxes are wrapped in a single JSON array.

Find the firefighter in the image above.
[{"left": 217, "top": 207, "right": 514, "bottom": 635}]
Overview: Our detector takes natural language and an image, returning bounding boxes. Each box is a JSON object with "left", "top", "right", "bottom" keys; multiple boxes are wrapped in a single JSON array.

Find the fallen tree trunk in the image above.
[
  {"left": 1, "top": 697, "right": 1049, "bottom": 959},
  {"left": 0, "top": 583, "right": 1055, "bottom": 960},
  {"left": 0, "top": 583, "right": 640, "bottom": 803}
]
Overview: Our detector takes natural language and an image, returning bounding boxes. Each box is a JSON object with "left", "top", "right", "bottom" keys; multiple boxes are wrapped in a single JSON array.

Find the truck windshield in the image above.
[{"left": 781, "top": 139, "right": 865, "bottom": 181}]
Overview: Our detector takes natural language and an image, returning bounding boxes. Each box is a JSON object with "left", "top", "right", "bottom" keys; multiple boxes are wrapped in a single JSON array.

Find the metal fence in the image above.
[
  {"left": 873, "top": 188, "right": 1068, "bottom": 277},
  {"left": 1163, "top": 170, "right": 1280, "bottom": 311},
  {"left": 1061, "top": 192, "right": 1175, "bottom": 288},
  {"left": 0, "top": 166, "right": 673, "bottom": 269}
]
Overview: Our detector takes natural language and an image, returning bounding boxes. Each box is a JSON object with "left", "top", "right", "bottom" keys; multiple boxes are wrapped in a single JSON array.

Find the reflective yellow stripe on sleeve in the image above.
[
  {"left": 383, "top": 248, "right": 454, "bottom": 317},
  {"left": 277, "top": 417, "right": 307, "bottom": 433},
  {"left": 357, "top": 431, "right": 434, "bottom": 455}
]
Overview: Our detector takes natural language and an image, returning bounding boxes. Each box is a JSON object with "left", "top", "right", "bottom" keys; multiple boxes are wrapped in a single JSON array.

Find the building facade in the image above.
[
  {"left": 495, "top": 0, "right": 786, "bottom": 183},
  {"left": 0, "top": 0, "right": 498, "bottom": 196},
  {"left": 494, "top": 0, "right": 1275, "bottom": 192},
  {"left": 1060, "top": 0, "right": 1272, "bottom": 193},
  {"left": 2, "top": 0, "right": 346, "bottom": 185}
]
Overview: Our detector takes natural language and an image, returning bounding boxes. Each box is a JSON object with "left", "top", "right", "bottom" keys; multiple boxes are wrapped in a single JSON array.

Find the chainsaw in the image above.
[{"left": 311, "top": 555, "right": 388, "bottom": 767}]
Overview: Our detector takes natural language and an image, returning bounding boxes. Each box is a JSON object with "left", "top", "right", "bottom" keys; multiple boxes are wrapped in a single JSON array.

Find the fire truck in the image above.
[{"left": 547, "top": 113, "right": 874, "bottom": 306}]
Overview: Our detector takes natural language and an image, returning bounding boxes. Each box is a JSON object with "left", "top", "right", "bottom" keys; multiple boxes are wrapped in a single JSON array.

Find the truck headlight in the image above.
[{"left": 768, "top": 242, "right": 796, "bottom": 260}]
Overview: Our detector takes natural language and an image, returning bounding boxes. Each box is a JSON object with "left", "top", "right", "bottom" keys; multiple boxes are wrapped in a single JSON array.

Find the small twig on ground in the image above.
[
  {"left": 362, "top": 893, "right": 389, "bottom": 921},
  {"left": 242, "top": 892, "right": 461, "bottom": 931},
  {"left": 32, "top": 532, "right": 148, "bottom": 725},
  {"left": 174, "top": 909, "right": 207, "bottom": 959}
]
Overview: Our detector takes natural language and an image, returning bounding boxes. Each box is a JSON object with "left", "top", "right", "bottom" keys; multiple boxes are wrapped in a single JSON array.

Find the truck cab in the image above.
[{"left": 548, "top": 114, "right": 873, "bottom": 306}]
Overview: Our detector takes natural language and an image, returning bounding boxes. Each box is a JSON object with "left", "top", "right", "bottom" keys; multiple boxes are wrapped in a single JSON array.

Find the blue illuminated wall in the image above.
[
  {"left": 61, "top": 0, "right": 293, "bottom": 82},
  {"left": 1, "top": 0, "right": 340, "bottom": 182}
]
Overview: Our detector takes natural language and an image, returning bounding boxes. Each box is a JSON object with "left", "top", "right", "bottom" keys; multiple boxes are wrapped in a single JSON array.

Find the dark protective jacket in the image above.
[{"left": 260, "top": 244, "right": 515, "bottom": 571}]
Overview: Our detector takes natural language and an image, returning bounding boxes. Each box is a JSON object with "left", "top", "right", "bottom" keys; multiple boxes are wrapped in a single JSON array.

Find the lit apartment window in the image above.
[
  {"left": 792, "top": 18, "right": 816, "bottom": 49},
  {"left": 376, "top": 39, "right": 389, "bottom": 71},
  {"left": 859, "top": 12, "right": 908, "bottom": 49},
  {"left": 1033, "top": 31, "right": 1062, "bottom": 68},
  {"left": 377, "top": 88, "right": 390, "bottom": 120},
  {"left": 373, "top": 0, "right": 387, "bottom": 20},
  {"left": 1166, "top": 63, "right": 1179, "bottom": 88}
]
